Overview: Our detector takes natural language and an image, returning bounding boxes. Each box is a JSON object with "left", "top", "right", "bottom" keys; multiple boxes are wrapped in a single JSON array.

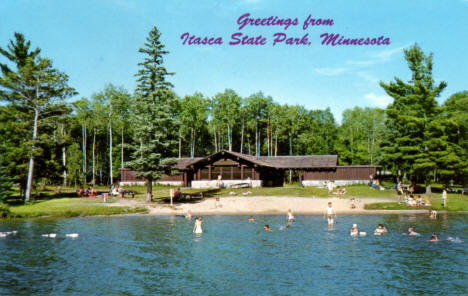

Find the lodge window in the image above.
[
  {"left": 222, "top": 166, "right": 232, "bottom": 179},
  {"left": 244, "top": 167, "right": 252, "bottom": 179},
  {"left": 232, "top": 166, "right": 242, "bottom": 179}
]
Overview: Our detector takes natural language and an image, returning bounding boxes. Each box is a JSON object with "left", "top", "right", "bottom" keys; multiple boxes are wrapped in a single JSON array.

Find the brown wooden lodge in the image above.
[{"left": 120, "top": 150, "right": 380, "bottom": 188}]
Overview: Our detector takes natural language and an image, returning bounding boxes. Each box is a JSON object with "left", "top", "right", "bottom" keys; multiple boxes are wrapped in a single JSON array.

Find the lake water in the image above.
[{"left": 1, "top": 214, "right": 467, "bottom": 295}]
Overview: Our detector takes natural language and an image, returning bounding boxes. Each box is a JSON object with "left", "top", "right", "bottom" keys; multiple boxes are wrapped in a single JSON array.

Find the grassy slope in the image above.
[{"left": 365, "top": 193, "right": 468, "bottom": 211}]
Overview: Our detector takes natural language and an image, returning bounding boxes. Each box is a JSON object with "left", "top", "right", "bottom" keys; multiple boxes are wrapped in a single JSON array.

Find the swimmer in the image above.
[
  {"left": 248, "top": 216, "right": 255, "bottom": 222},
  {"left": 429, "top": 210, "right": 437, "bottom": 219},
  {"left": 429, "top": 233, "right": 439, "bottom": 242},
  {"left": 263, "top": 225, "right": 271, "bottom": 231},
  {"left": 185, "top": 210, "right": 192, "bottom": 220},
  {"left": 447, "top": 236, "right": 463, "bottom": 243},
  {"left": 287, "top": 209, "right": 295, "bottom": 222},
  {"left": 193, "top": 217, "right": 203, "bottom": 234},
  {"left": 350, "top": 224, "right": 359, "bottom": 236},
  {"left": 324, "top": 202, "right": 336, "bottom": 225},
  {"left": 374, "top": 224, "right": 388, "bottom": 235},
  {"left": 408, "top": 226, "right": 419, "bottom": 236}
]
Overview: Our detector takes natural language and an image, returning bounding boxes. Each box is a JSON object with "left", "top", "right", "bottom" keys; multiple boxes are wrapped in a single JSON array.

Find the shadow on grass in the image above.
[{"left": 157, "top": 189, "right": 221, "bottom": 204}]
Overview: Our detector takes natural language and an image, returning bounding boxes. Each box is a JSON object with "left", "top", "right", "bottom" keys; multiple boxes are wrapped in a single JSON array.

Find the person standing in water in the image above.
[
  {"left": 287, "top": 209, "right": 295, "bottom": 222},
  {"left": 325, "top": 202, "right": 336, "bottom": 225},
  {"left": 442, "top": 189, "right": 447, "bottom": 208},
  {"left": 193, "top": 217, "right": 203, "bottom": 234}
]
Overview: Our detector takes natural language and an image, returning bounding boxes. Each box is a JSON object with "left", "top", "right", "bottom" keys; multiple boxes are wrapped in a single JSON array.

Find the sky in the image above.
[{"left": 1, "top": 0, "right": 467, "bottom": 122}]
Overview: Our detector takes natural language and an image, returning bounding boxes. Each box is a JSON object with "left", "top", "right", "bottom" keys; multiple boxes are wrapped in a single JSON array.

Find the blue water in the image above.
[{"left": 0, "top": 214, "right": 467, "bottom": 295}]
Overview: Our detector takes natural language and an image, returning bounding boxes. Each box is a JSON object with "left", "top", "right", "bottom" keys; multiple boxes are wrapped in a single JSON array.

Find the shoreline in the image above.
[{"left": 111, "top": 196, "right": 467, "bottom": 216}]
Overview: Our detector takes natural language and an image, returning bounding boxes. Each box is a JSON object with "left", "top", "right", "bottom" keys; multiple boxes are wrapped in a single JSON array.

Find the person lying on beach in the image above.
[
  {"left": 287, "top": 209, "right": 295, "bottom": 222},
  {"left": 374, "top": 224, "right": 388, "bottom": 235},
  {"left": 350, "top": 224, "right": 359, "bottom": 236},
  {"left": 263, "top": 225, "right": 271, "bottom": 231},
  {"left": 429, "top": 233, "right": 439, "bottom": 242},
  {"left": 408, "top": 227, "right": 420, "bottom": 236}
]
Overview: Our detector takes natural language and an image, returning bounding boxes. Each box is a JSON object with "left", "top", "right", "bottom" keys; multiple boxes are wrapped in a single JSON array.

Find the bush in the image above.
[{"left": 0, "top": 204, "right": 11, "bottom": 218}]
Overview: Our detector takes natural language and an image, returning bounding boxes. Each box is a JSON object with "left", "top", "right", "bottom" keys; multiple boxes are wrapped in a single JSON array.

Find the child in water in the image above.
[
  {"left": 263, "top": 225, "right": 271, "bottom": 231},
  {"left": 408, "top": 226, "right": 419, "bottom": 236},
  {"left": 287, "top": 209, "right": 295, "bottom": 222},
  {"left": 325, "top": 202, "right": 336, "bottom": 225},
  {"left": 374, "top": 224, "right": 388, "bottom": 235},
  {"left": 429, "top": 233, "right": 439, "bottom": 242},
  {"left": 193, "top": 217, "right": 203, "bottom": 234},
  {"left": 350, "top": 224, "right": 359, "bottom": 236}
]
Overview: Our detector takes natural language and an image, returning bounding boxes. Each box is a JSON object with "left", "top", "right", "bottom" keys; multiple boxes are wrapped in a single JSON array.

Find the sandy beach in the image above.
[{"left": 110, "top": 196, "right": 431, "bottom": 215}]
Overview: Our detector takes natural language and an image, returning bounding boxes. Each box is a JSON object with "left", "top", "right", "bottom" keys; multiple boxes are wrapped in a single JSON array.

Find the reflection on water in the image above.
[{"left": 0, "top": 214, "right": 467, "bottom": 295}]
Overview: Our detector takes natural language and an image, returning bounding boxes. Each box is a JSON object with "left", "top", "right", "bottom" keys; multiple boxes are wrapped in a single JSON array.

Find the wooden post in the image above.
[
  {"left": 170, "top": 188, "right": 174, "bottom": 206},
  {"left": 208, "top": 165, "right": 212, "bottom": 180},
  {"left": 241, "top": 165, "right": 244, "bottom": 179}
]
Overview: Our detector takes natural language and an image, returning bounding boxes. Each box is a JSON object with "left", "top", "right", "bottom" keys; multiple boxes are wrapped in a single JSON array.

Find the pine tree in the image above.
[
  {"left": 380, "top": 44, "right": 447, "bottom": 193},
  {"left": 0, "top": 33, "right": 76, "bottom": 201},
  {"left": 127, "top": 26, "right": 179, "bottom": 202}
]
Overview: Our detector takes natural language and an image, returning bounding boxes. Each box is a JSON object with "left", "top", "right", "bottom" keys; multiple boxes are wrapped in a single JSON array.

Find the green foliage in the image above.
[
  {"left": 379, "top": 44, "right": 448, "bottom": 188},
  {"left": 0, "top": 32, "right": 75, "bottom": 201},
  {"left": 128, "top": 26, "right": 179, "bottom": 200},
  {"left": 337, "top": 107, "right": 386, "bottom": 165}
]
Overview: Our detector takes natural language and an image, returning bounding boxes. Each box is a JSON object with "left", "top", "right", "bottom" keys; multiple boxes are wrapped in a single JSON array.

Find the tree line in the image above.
[{"left": 1, "top": 27, "right": 467, "bottom": 202}]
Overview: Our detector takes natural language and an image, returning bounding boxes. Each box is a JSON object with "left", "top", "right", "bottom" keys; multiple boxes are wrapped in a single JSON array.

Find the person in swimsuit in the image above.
[
  {"left": 193, "top": 217, "right": 203, "bottom": 234},
  {"left": 287, "top": 209, "right": 295, "bottom": 222},
  {"left": 408, "top": 226, "right": 419, "bottom": 236},
  {"left": 185, "top": 210, "right": 192, "bottom": 220},
  {"left": 263, "top": 225, "right": 271, "bottom": 231},
  {"left": 248, "top": 216, "right": 255, "bottom": 222},
  {"left": 429, "top": 233, "right": 439, "bottom": 242},
  {"left": 350, "top": 224, "right": 359, "bottom": 236},
  {"left": 325, "top": 202, "right": 336, "bottom": 225},
  {"left": 374, "top": 224, "right": 387, "bottom": 235}
]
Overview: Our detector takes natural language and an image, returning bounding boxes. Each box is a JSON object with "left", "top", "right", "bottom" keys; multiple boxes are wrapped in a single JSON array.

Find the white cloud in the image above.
[
  {"left": 314, "top": 67, "right": 347, "bottom": 76},
  {"left": 364, "top": 93, "right": 393, "bottom": 107},
  {"left": 346, "top": 44, "right": 410, "bottom": 67},
  {"left": 357, "top": 71, "right": 379, "bottom": 84}
]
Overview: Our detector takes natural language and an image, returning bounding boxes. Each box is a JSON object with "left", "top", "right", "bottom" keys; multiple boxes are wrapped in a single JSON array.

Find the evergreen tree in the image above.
[
  {"left": 127, "top": 26, "right": 179, "bottom": 202},
  {"left": 380, "top": 44, "right": 447, "bottom": 193},
  {"left": 0, "top": 33, "right": 76, "bottom": 201}
]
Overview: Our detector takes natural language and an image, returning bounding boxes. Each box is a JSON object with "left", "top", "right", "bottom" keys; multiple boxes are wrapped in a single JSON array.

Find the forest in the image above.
[{"left": 1, "top": 27, "right": 467, "bottom": 202}]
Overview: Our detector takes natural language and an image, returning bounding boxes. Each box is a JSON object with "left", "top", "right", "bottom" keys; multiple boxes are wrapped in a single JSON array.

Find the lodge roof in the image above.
[{"left": 175, "top": 150, "right": 340, "bottom": 169}]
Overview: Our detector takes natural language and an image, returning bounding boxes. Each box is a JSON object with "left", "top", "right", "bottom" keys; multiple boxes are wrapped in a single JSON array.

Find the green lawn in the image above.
[
  {"left": 2, "top": 198, "right": 147, "bottom": 218},
  {"left": 365, "top": 193, "right": 468, "bottom": 211}
]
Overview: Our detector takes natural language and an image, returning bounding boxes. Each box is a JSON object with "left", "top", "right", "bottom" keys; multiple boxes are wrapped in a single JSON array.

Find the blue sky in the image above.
[{"left": 1, "top": 0, "right": 467, "bottom": 122}]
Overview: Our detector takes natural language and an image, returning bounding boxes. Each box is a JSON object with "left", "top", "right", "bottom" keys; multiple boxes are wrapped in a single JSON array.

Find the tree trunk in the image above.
[
  {"left": 25, "top": 108, "right": 39, "bottom": 202},
  {"left": 214, "top": 127, "right": 218, "bottom": 153},
  {"left": 425, "top": 179, "right": 432, "bottom": 195},
  {"left": 227, "top": 125, "right": 232, "bottom": 151},
  {"left": 190, "top": 127, "right": 194, "bottom": 158},
  {"left": 267, "top": 120, "right": 270, "bottom": 156},
  {"left": 240, "top": 121, "right": 244, "bottom": 154},
  {"left": 275, "top": 133, "right": 278, "bottom": 156},
  {"left": 121, "top": 126, "right": 124, "bottom": 169},
  {"left": 178, "top": 130, "right": 182, "bottom": 159},
  {"left": 62, "top": 145, "right": 67, "bottom": 187},
  {"left": 109, "top": 123, "right": 113, "bottom": 185},
  {"left": 146, "top": 177, "right": 152, "bottom": 202},
  {"left": 92, "top": 128, "right": 96, "bottom": 185},
  {"left": 61, "top": 124, "right": 67, "bottom": 187},
  {"left": 82, "top": 123, "right": 87, "bottom": 184},
  {"left": 255, "top": 122, "right": 258, "bottom": 156},
  {"left": 289, "top": 132, "right": 292, "bottom": 156}
]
